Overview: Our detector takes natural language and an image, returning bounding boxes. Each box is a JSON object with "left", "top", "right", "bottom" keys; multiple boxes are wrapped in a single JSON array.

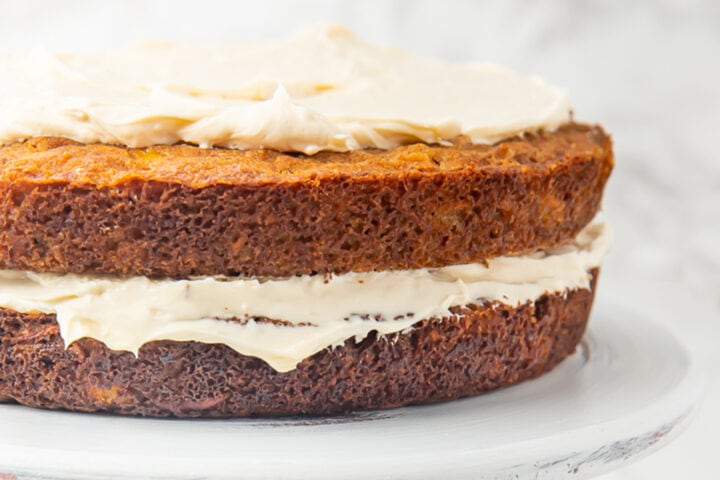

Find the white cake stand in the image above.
[{"left": 0, "top": 304, "right": 702, "bottom": 480}]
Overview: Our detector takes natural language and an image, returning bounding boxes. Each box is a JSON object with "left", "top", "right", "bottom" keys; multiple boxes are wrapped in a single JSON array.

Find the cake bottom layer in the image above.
[{"left": 0, "top": 271, "right": 597, "bottom": 417}]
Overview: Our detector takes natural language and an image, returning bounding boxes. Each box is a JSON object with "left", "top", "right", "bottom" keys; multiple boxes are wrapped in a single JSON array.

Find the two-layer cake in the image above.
[{"left": 0, "top": 26, "right": 613, "bottom": 416}]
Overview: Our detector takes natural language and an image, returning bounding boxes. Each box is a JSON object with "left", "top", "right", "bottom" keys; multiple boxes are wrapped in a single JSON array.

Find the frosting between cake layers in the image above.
[
  {"left": 0, "top": 221, "right": 610, "bottom": 372},
  {"left": 0, "top": 25, "right": 570, "bottom": 154}
]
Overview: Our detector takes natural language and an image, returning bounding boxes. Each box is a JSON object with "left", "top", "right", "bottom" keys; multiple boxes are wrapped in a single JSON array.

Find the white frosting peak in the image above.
[{"left": 0, "top": 25, "right": 571, "bottom": 153}]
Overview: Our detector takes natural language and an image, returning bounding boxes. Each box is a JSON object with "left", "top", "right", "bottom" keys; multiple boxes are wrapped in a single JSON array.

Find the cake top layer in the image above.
[{"left": 0, "top": 25, "right": 570, "bottom": 154}]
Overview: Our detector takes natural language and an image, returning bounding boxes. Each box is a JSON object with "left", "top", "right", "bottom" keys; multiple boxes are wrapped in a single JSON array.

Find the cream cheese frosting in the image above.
[
  {"left": 0, "top": 220, "right": 610, "bottom": 372},
  {"left": 0, "top": 25, "right": 571, "bottom": 154}
]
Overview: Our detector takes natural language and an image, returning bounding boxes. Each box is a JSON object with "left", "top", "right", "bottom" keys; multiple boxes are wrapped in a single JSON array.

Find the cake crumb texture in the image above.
[{"left": 0, "top": 124, "right": 612, "bottom": 278}]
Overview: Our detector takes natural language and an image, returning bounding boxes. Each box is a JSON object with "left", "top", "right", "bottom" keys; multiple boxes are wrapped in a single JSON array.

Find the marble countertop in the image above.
[{"left": 2, "top": 0, "right": 718, "bottom": 478}]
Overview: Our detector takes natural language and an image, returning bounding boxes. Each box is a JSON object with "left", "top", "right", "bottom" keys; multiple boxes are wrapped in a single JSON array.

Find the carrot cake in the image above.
[{"left": 0, "top": 25, "right": 613, "bottom": 417}]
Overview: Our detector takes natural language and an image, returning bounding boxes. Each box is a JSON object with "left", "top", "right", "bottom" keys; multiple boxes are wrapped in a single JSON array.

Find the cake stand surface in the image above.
[{"left": 0, "top": 304, "right": 702, "bottom": 480}]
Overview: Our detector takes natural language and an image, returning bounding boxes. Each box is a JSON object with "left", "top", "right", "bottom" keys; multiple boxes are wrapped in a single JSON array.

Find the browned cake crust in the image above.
[
  {"left": 0, "top": 271, "right": 597, "bottom": 417},
  {"left": 0, "top": 124, "right": 612, "bottom": 278}
]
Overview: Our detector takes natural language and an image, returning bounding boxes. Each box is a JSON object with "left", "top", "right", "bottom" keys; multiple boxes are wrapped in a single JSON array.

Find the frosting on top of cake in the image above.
[{"left": 0, "top": 25, "right": 571, "bottom": 154}]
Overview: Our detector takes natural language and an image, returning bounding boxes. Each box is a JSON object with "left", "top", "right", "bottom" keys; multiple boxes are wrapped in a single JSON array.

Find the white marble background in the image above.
[{"left": 1, "top": 0, "right": 718, "bottom": 478}]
